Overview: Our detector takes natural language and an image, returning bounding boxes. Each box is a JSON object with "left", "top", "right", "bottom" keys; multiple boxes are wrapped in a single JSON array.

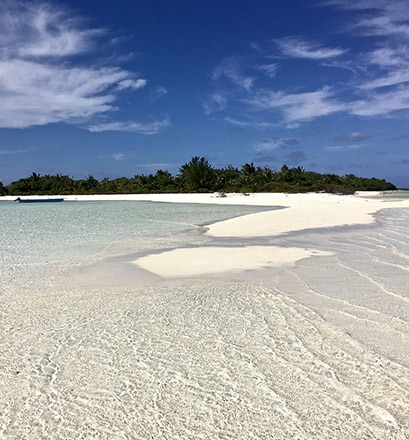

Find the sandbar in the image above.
[{"left": 130, "top": 192, "right": 409, "bottom": 278}]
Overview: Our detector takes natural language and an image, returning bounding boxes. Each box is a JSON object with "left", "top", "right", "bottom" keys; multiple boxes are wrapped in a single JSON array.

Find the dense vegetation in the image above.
[{"left": 0, "top": 157, "right": 396, "bottom": 196}]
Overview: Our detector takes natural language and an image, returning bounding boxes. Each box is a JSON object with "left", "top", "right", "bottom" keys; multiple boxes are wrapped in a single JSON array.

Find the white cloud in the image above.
[
  {"left": 0, "top": 2, "right": 150, "bottom": 131},
  {"left": 99, "top": 153, "right": 126, "bottom": 161},
  {"left": 275, "top": 37, "right": 347, "bottom": 59},
  {"left": 0, "top": 60, "right": 136, "bottom": 128},
  {"left": 202, "top": 93, "right": 228, "bottom": 115},
  {"left": 247, "top": 87, "right": 345, "bottom": 124},
  {"left": 366, "top": 46, "right": 409, "bottom": 69},
  {"left": 326, "top": 0, "right": 409, "bottom": 38},
  {"left": 213, "top": 57, "right": 254, "bottom": 91},
  {"left": 152, "top": 86, "right": 168, "bottom": 100},
  {"left": 224, "top": 117, "right": 274, "bottom": 129},
  {"left": 358, "top": 15, "right": 409, "bottom": 38},
  {"left": 135, "top": 162, "right": 177, "bottom": 172},
  {"left": 87, "top": 118, "right": 170, "bottom": 134},
  {"left": 360, "top": 71, "right": 409, "bottom": 89},
  {"left": 341, "top": 132, "right": 372, "bottom": 142},
  {"left": 0, "top": 2, "right": 99, "bottom": 58},
  {"left": 257, "top": 63, "right": 279, "bottom": 77},
  {"left": 325, "top": 144, "right": 367, "bottom": 152},
  {"left": 359, "top": 45, "right": 409, "bottom": 90},
  {"left": 254, "top": 137, "right": 298, "bottom": 152},
  {"left": 117, "top": 79, "right": 147, "bottom": 91},
  {"left": 324, "top": 0, "right": 408, "bottom": 14},
  {"left": 0, "top": 149, "right": 27, "bottom": 155},
  {"left": 321, "top": 0, "right": 409, "bottom": 118},
  {"left": 202, "top": 0, "right": 409, "bottom": 131},
  {"left": 110, "top": 153, "right": 125, "bottom": 161},
  {"left": 350, "top": 86, "right": 409, "bottom": 116}
]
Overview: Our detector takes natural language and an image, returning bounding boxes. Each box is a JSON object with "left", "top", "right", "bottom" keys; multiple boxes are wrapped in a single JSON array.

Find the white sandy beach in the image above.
[
  {"left": 1, "top": 191, "right": 409, "bottom": 439},
  {"left": 127, "top": 191, "right": 409, "bottom": 277}
]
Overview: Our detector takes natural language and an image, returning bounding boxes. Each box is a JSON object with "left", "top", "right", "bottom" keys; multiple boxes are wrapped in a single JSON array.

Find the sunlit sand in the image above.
[{"left": 1, "top": 192, "right": 409, "bottom": 439}]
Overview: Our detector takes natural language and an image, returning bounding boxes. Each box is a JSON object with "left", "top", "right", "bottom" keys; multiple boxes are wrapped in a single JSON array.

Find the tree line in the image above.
[{"left": 0, "top": 157, "right": 397, "bottom": 196}]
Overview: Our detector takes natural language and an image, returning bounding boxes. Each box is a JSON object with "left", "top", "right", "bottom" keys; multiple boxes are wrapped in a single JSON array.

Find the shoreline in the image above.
[
  {"left": 3, "top": 191, "right": 409, "bottom": 235},
  {"left": 105, "top": 191, "right": 409, "bottom": 279},
  {"left": 4, "top": 191, "right": 409, "bottom": 279}
]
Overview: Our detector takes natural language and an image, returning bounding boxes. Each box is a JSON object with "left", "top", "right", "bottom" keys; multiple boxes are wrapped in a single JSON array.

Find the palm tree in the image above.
[{"left": 179, "top": 156, "right": 216, "bottom": 192}]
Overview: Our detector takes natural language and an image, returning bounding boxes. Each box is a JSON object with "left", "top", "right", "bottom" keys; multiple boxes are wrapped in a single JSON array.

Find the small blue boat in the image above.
[{"left": 15, "top": 197, "right": 64, "bottom": 203}]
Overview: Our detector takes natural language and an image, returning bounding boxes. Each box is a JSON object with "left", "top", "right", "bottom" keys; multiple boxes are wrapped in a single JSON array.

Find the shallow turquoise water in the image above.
[
  {"left": 367, "top": 189, "right": 409, "bottom": 199},
  {"left": 0, "top": 200, "right": 274, "bottom": 292}
]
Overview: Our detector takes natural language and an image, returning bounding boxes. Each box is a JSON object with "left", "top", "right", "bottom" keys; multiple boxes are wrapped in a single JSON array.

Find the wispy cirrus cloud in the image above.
[
  {"left": 357, "top": 40, "right": 409, "bottom": 90},
  {"left": 328, "top": 1, "right": 409, "bottom": 85},
  {"left": 99, "top": 153, "right": 126, "bottom": 161},
  {"left": 224, "top": 117, "right": 274, "bottom": 129},
  {"left": 325, "top": 144, "right": 367, "bottom": 152},
  {"left": 360, "top": 71, "right": 409, "bottom": 89},
  {"left": 0, "top": 60, "right": 137, "bottom": 128},
  {"left": 257, "top": 63, "right": 279, "bottom": 78},
  {"left": 0, "top": 149, "right": 27, "bottom": 155},
  {"left": 338, "top": 132, "right": 372, "bottom": 142},
  {"left": 325, "top": 0, "right": 409, "bottom": 37},
  {"left": 203, "top": 1, "right": 409, "bottom": 129},
  {"left": 87, "top": 117, "right": 171, "bottom": 134},
  {"left": 212, "top": 57, "right": 254, "bottom": 91},
  {"left": 246, "top": 87, "right": 345, "bottom": 125},
  {"left": 0, "top": 0, "right": 101, "bottom": 58},
  {"left": 254, "top": 137, "right": 298, "bottom": 152},
  {"left": 116, "top": 79, "right": 147, "bottom": 91},
  {"left": 202, "top": 93, "right": 228, "bottom": 115},
  {"left": 359, "top": 15, "right": 409, "bottom": 38},
  {"left": 365, "top": 45, "right": 409, "bottom": 71},
  {"left": 350, "top": 86, "right": 409, "bottom": 116},
  {"left": 274, "top": 37, "right": 347, "bottom": 59},
  {"left": 151, "top": 86, "right": 168, "bottom": 101},
  {"left": 331, "top": 131, "right": 372, "bottom": 153},
  {"left": 326, "top": 1, "right": 409, "bottom": 116},
  {"left": 0, "top": 1, "right": 159, "bottom": 131}
]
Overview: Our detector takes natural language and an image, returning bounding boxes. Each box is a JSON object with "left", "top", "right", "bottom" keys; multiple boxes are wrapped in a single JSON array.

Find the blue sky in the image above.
[{"left": 1, "top": 0, "right": 409, "bottom": 187}]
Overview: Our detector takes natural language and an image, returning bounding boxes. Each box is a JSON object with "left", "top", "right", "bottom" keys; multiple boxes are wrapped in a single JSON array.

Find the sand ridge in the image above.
[{"left": 130, "top": 192, "right": 409, "bottom": 278}]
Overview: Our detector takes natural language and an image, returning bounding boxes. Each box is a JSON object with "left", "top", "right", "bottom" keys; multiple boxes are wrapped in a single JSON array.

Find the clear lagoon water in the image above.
[{"left": 0, "top": 200, "right": 275, "bottom": 292}]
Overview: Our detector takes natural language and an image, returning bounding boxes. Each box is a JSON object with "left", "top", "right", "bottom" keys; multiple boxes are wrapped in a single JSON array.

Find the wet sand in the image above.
[{"left": 1, "top": 192, "right": 409, "bottom": 439}]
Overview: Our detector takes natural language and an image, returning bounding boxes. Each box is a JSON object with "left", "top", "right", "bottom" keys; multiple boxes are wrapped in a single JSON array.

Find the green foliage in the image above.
[
  {"left": 179, "top": 156, "right": 216, "bottom": 192},
  {"left": 74, "top": 175, "right": 99, "bottom": 194},
  {"left": 0, "top": 181, "right": 6, "bottom": 196},
  {"left": 4, "top": 158, "right": 397, "bottom": 196},
  {"left": 7, "top": 173, "right": 75, "bottom": 195}
]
